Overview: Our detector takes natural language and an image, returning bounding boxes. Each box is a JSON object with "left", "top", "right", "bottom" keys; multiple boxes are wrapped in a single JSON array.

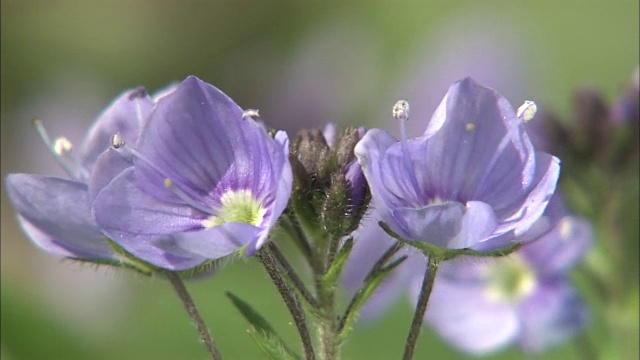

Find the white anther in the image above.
[
  {"left": 53, "top": 137, "right": 73, "bottom": 155},
  {"left": 111, "top": 133, "right": 125, "bottom": 149},
  {"left": 517, "top": 101, "right": 537, "bottom": 122},
  {"left": 243, "top": 109, "right": 260, "bottom": 119},
  {"left": 392, "top": 100, "right": 410, "bottom": 121}
]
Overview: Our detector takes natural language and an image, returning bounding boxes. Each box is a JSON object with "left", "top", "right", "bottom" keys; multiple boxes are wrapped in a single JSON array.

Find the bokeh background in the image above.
[{"left": 1, "top": 1, "right": 638, "bottom": 359}]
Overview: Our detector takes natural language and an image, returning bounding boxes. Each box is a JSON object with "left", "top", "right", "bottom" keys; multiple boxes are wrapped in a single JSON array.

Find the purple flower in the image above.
[
  {"left": 5, "top": 87, "right": 154, "bottom": 260},
  {"left": 92, "top": 76, "right": 292, "bottom": 269},
  {"left": 421, "top": 195, "right": 592, "bottom": 354},
  {"left": 355, "top": 77, "right": 560, "bottom": 250}
]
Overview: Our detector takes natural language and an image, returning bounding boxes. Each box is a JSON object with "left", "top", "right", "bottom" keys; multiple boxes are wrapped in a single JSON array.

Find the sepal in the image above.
[{"left": 378, "top": 221, "right": 522, "bottom": 261}]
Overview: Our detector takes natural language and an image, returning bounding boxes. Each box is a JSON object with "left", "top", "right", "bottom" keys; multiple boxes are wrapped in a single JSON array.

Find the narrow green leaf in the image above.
[
  {"left": 339, "top": 255, "right": 407, "bottom": 340},
  {"left": 322, "top": 237, "right": 353, "bottom": 290},
  {"left": 226, "top": 292, "right": 302, "bottom": 360}
]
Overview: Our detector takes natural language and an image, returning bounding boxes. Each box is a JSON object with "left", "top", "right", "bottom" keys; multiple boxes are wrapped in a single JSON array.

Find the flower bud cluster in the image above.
[{"left": 290, "top": 126, "right": 370, "bottom": 239}]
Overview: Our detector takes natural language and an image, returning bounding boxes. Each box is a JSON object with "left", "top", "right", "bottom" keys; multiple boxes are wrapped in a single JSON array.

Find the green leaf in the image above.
[
  {"left": 226, "top": 292, "right": 302, "bottom": 360},
  {"left": 338, "top": 254, "right": 407, "bottom": 340},
  {"left": 322, "top": 237, "right": 353, "bottom": 290}
]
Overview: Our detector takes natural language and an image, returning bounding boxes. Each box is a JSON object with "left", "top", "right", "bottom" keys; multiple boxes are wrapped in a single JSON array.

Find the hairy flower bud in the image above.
[{"left": 291, "top": 124, "right": 370, "bottom": 240}]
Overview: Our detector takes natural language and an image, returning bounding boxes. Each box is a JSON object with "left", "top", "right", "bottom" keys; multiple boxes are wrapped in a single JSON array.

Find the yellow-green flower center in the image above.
[
  {"left": 483, "top": 255, "right": 537, "bottom": 303},
  {"left": 203, "top": 190, "right": 266, "bottom": 228}
]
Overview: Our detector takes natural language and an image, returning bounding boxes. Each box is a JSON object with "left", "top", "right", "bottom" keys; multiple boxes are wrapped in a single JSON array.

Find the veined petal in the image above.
[
  {"left": 355, "top": 129, "right": 413, "bottom": 210},
  {"left": 5, "top": 174, "right": 115, "bottom": 259},
  {"left": 134, "top": 76, "right": 263, "bottom": 206},
  {"left": 518, "top": 280, "right": 589, "bottom": 352},
  {"left": 174, "top": 222, "right": 261, "bottom": 259},
  {"left": 420, "top": 77, "right": 536, "bottom": 202},
  {"left": 89, "top": 148, "right": 133, "bottom": 201},
  {"left": 423, "top": 277, "right": 520, "bottom": 355},
  {"left": 392, "top": 202, "right": 465, "bottom": 247},
  {"left": 93, "top": 168, "right": 207, "bottom": 237},
  {"left": 494, "top": 152, "right": 560, "bottom": 236},
  {"left": 78, "top": 87, "right": 153, "bottom": 170}
]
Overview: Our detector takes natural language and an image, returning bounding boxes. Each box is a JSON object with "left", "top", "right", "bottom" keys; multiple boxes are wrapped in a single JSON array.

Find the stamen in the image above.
[
  {"left": 242, "top": 109, "right": 260, "bottom": 119},
  {"left": 393, "top": 99, "right": 421, "bottom": 197},
  {"left": 112, "top": 140, "right": 216, "bottom": 216},
  {"left": 516, "top": 100, "right": 537, "bottom": 122},
  {"left": 32, "top": 119, "right": 83, "bottom": 180},
  {"left": 53, "top": 136, "right": 73, "bottom": 155},
  {"left": 164, "top": 178, "right": 217, "bottom": 215}
]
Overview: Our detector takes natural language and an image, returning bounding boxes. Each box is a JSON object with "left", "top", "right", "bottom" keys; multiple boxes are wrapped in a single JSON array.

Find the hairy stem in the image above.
[
  {"left": 259, "top": 248, "right": 316, "bottom": 360},
  {"left": 402, "top": 256, "right": 440, "bottom": 360},
  {"left": 165, "top": 271, "right": 222, "bottom": 360},
  {"left": 268, "top": 242, "right": 319, "bottom": 308}
]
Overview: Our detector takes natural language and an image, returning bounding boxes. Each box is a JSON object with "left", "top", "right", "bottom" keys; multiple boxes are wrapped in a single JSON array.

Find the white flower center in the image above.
[
  {"left": 483, "top": 254, "right": 537, "bottom": 303},
  {"left": 203, "top": 190, "right": 266, "bottom": 228}
]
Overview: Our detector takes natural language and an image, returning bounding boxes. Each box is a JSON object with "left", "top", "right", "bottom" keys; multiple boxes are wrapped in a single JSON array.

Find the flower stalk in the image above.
[
  {"left": 258, "top": 247, "right": 316, "bottom": 360},
  {"left": 402, "top": 255, "right": 440, "bottom": 360},
  {"left": 165, "top": 271, "right": 222, "bottom": 360}
]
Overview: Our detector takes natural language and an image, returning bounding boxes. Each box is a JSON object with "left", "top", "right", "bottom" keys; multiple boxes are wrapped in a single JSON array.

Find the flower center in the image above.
[
  {"left": 483, "top": 255, "right": 537, "bottom": 303},
  {"left": 203, "top": 190, "right": 266, "bottom": 228}
]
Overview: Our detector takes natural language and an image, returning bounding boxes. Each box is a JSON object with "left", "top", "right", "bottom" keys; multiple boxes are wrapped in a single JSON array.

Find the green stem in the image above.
[
  {"left": 402, "top": 256, "right": 440, "bottom": 360},
  {"left": 316, "top": 272, "right": 340, "bottom": 360},
  {"left": 165, "top": 271, "right": 222, "bottom": 360},
  {"left": 259, "top": 248, "right": 316, "bottom": 360}
]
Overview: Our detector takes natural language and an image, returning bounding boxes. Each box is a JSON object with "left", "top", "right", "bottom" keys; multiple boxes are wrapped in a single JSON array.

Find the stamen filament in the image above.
[
  {"left": 110, "top": 139, "right": 217, "bottom": 216},
  {"left": 164, "top": 178, "right": 217, "bottom": 216},
  {"left": 32, "top": 119, "right": 84, "bottom": 180},
  {"left": 393, "top": 100, "right": 422, "bottom": 197}
]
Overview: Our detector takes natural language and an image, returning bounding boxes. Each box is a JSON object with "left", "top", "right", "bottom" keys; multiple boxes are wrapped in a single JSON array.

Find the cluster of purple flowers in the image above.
[{"left": 5, "top": 75, "right": 592, "bottom": 355}]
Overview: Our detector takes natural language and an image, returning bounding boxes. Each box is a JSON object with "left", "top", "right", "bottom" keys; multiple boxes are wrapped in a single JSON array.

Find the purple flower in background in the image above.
[
  {"left": 421, "top": 195, "right": 592, "bottom": 354},
  {"left": 93, "top": 76, "right": 292, "bottom": 269},
  {"left": 355, "top": 78, "right": 560, "bottom": 250},
  {"left": 5, "top": 87, "right": 154, "bottom": 260},
  {"left": 341, "top": 215, "right": 422, "bottom": 319}
]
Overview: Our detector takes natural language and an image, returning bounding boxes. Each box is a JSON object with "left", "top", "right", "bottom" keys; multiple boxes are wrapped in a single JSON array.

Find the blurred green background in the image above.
[{"left": 1, "top": 1, "right": 638, "bottom": 359}]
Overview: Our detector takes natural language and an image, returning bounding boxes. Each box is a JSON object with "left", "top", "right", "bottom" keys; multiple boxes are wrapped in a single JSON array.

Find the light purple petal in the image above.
[
  {"left": 93, "top": 168, "right": 207, "bottom": 237},
  {"left": 78, "top": 87, "right": 153, "bottom": 170},
  {"left": 105, "top": 233, "right": 208, "bottom": 271},
  {"left": 494, "top": 152, "right": 561, "bottom": 236},
  {"left": 355, "top": 129, "right": 405, "bottom": 209},
  {"left": 175, "top": 223, "right": 261, "bottom": 259},
  {"left": 134, "top": 76, "right": 242, "bottom": 204},
  {"left": 452, "top": 201, "right": 500, "bottom": 248},
  {"left": 518, "top": 280, "right": 589, "bottom": 352},
  {"left": 89, "top": 148, "right": 133, "bottom": 201},
  {"left": 420, "top": 77, "right": 536, "bottom": 203},
  {"left": 423, "top": 276, "right": 520, "bottom": 355},
  {"left": 392, "top": 202, "right": 465, "bottom": 246},
  {"left": 5, "top": 174, "right": 115, "bottom": 259},
  {"left": 322, "top": 123, "right": 338, "bottom": 147},
  {"left": 522, "top": 215, "right": 593, "bottom": 275}
]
